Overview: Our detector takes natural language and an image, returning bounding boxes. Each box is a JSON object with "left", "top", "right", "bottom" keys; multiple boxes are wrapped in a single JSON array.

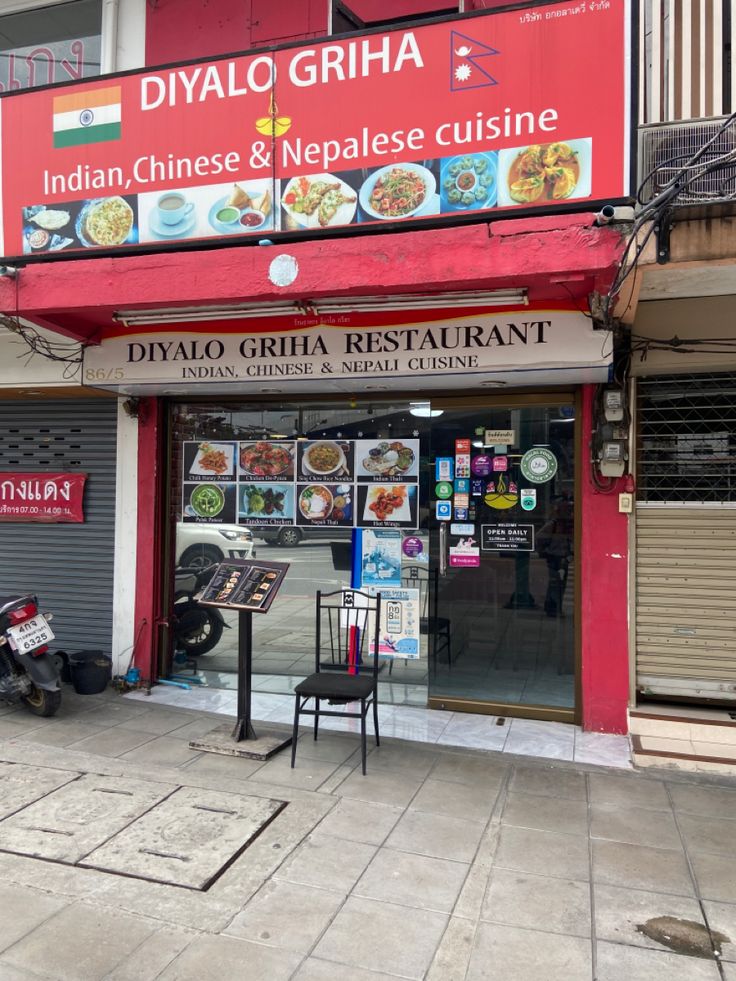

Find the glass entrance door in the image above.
[{"left": 428, "top": 398, "right": 577, "bottom": 721}]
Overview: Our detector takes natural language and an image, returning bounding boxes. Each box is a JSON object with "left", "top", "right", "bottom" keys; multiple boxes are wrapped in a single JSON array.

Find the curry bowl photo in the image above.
[{"left": 496, "top": 139, "right": 592, "bottom": 208}]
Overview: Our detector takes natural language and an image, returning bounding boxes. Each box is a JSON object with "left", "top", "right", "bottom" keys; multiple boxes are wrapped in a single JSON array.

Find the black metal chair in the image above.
[
  {"left": 401, "top": 564, "right": 452, "bottom": 669},
  {"left": 291, "top": 589, "right": 382, "bottom": 775}
]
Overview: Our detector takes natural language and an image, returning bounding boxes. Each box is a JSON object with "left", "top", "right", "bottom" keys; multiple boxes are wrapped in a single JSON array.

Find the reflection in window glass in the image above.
[
  {"left": 169, "top": 401, "right": 431, "bottom": 706},
  {"left": 0, "top": 0, "right": 102, "bottom": 92}
]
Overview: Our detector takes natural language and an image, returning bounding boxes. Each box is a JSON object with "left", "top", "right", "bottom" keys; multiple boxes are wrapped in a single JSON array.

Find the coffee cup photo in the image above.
[{"left": 157, "top": 192, "right": 194, "bottom": 226}]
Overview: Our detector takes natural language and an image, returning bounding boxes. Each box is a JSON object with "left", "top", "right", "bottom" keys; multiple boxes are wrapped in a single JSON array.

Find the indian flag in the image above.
[{"left": 53, "top": 85, "right": 121, "bottom": 149}]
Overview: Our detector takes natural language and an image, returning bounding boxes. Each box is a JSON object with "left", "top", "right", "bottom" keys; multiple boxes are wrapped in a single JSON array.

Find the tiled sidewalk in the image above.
[
  {"left": 128, "top": 683, "right": 633, "bottom": 769},
  {"left": 0, "top": 687, "right": 732, "bottom": 980}
]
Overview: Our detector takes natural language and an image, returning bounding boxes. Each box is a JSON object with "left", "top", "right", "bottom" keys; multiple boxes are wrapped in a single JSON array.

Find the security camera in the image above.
[
  {"left": 594, "top": 205, "right": 616, "bottom": 226},
  {"left": 594, "top": 205, "right": 635, "bottom": 226}
]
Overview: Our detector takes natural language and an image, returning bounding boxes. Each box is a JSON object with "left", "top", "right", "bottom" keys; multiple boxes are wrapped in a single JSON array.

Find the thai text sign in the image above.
[
  {"left": 0, "top": 0, "right": 631, "bottom": 261},
  {"left": 0, "top": 473, "right": 87, "bottom": 522},
  {"left": 84, "top": 305, "right": 610, "bottom": 389}
]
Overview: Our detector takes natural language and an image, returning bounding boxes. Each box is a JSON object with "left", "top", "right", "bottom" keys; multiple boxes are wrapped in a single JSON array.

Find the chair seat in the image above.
[
  {"left": 420, "top": 616, "right": 450, "bottom": 633},
  {"left": 295, "top": 672, "right": 376, "bottom": 700}
]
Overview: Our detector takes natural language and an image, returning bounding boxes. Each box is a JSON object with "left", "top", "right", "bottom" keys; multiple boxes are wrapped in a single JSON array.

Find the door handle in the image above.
[{"left": 439, "top": 521, "right": 448, "bottom": 576}]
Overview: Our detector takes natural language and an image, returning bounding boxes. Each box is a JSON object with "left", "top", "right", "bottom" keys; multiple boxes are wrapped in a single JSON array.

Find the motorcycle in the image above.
[
  {"left": 0, "top": 594, "right": 61, "bottom": 716},
  {"left": 172, "top": 565, "right": 229, "bottom": 657}
]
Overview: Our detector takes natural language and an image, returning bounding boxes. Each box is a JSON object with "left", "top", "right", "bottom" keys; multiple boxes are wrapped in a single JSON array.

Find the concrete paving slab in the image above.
[
  {"left": 507, "top": 763, "right": 587, "bottom": 800},
  {"left": 494, "top": 825, "right": 591, "bottom": 881},
  {"left": 1, "top": 903, "right": 158, "bottom": 981},
  {"left": 157, "top": 934, "right": 302, "bottom": 981},
  {"left": 385, "top": 807, "right": 485, "bottom": 864},
  {"left": 590, "top": 802, "right": 682, "bottom": 849},
  {"left": 313, "top": 895, "right": 448, "bottom": 980},
  {"left": 103, "top": 927, "right": 197, "bottom": 981},
  {"left": 677, "top": 812, "right": 736, "bottom": 856},
  {"left": 482, "top": 868, "right": 591, "bottom": 937},
  {"left": 354, "top": 846, "right": 469, "bottom": 913},
  {"left": 276, "top": 832, "right": 376, "bottom": 893},
  {"left": 690, "top": 849, "right": 736, "bottom": 904},
  {"left": 502, "top": 790, "right": 589, "bottom": 836},
  {"left": 314, "top": 798, "right": 403, "bottom": 846},
  {"left": 409, "top": 777, "right": 499, "bottom": 822},
  {"left": 225, "top": 879, "right": 345, "bottom": 953},
  {"left": 81, "top": 786, "right": 285, "bottom": 890},
  {"left": 467, "top": 922, "right": 591, "bottom": 981},
  {"left": 0, "top": 773, "right": 172, "bottom": 863},
  {"left": 588, "top": 772, "right": 671, "bottom": 810},
  {"left": 0, "top": 761, "right": 80, "bottom": 820},
  {"left": 594, "top": 883, "right": 709, "bottom": 954},
  {"left": 595, "top": 939, "right": 721, "bottom": 980},
  {"left": 668, "top": 782, "right": 736, "bottom": 819},
  {"left": 0, "top": 882, "right": 68, "bottom": 955},
  {"left": 702, "top": 901, "right": 736, "bottom": 963},
  {"left": 294, "top": 959, "right": 400, "bottom": 980},
  {"left": 425, "top": 916, "right": 476, "bottom": 981},
  {"left": 592, "top": 839, "right": 695, "bottom": 896}
]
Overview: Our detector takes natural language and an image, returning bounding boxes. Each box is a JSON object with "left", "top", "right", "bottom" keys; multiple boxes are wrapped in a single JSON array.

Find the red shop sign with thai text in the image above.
[
  {"left": 0, "top": 0, "right": 633, "bottom": 262},
  {"left": 0, "top": 473, "right": 87, "bottom": 522}
]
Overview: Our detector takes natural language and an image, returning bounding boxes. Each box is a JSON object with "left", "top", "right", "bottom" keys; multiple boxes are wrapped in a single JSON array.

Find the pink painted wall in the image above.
[
  {"left": 580, "top": 384, "right": 630, "bottom": 733},
  {"left": 144, "top": 0, "right": 504, "bottom": 66}
]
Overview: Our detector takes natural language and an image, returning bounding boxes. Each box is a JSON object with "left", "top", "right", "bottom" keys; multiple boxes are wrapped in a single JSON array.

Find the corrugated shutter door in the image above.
[
  {"left": 0, "top": 400, "right": 117, "bottom": 656},
  {"left": 635, "top": 507, "right": 736, "bottom": 699}
]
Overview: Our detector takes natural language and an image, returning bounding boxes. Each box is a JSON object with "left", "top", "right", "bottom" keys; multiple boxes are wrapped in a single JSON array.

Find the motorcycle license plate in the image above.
[{"left": 7, "top": 615, "right": 55, "bottom": 654}]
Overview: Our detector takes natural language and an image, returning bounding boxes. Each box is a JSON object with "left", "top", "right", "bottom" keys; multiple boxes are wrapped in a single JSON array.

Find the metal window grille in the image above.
[{"left": 638, "top": 372, "right": 736, "bottom": 503}]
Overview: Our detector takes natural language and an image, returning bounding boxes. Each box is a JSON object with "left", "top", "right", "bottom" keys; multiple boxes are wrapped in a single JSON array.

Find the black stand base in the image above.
[
  {"left": 189, "top": 722, "right": 292, "bottom": 761},
  {"left": 189, "top": 609, "right": 292, "bottom": 761}
]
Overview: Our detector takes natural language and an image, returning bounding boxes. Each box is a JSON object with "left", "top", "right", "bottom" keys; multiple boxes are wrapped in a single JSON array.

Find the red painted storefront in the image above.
[{"left": 0, "top": 1, "right": 633, "bottom": 733}]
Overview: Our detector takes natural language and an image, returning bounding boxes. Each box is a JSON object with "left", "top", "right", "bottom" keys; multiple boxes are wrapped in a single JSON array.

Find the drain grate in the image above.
[
  {"left": 0, "top": 774, "right": 171, "bottom": 863},
  {"left": 0, "top": 765, "right": 287, "bottom": 890},
  {"left": 80, "top": 787, "right": 285, "bottom": 890}
]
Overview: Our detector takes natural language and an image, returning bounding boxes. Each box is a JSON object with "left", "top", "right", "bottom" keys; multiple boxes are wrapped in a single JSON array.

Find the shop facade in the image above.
[{"left": 0, "top": 0, "right": 635, "bottom": 732}]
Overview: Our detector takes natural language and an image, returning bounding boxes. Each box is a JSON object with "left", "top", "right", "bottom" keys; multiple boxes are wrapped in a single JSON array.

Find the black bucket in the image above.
[{"left": 69, "top": 650, "right": 112, "bottom": 695}]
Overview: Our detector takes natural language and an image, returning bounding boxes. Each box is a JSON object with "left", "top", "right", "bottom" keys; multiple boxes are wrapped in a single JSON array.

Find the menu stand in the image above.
[{"left": 187, "top": 559, "right": 292, "bottom": 762}]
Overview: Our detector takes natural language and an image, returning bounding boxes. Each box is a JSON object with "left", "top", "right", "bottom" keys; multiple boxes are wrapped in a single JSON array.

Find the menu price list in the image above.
[
  {"left": 197, "top": 559, "right": 289, "bottom": 612},
  {"left": 182, "top": 437, "right": 420, "bottom": 529}
]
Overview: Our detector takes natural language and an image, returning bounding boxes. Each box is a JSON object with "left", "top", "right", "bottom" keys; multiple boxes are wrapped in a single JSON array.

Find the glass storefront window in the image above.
[
  {"left": 169, "top": 400, "right": 431, "bottom": 705},
  {"left": 0, "top": 0, "right": 102, "bottom": 92},
  {"left": 166, "top": 395, "right": 578, "bottom": 720}
]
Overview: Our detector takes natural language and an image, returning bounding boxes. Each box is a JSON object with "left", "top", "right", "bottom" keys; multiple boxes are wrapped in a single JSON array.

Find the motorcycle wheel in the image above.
[
  {"left": 22, "top": 686, "right": 61, "bottom": 717},
  {"left": 175, "top": 602, "right": 224, "bottom": 656}
]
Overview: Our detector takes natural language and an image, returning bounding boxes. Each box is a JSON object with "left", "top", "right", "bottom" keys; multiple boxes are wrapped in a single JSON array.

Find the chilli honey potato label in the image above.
[
  {"left": 0, "top": 0, "right": 630, "bottom": 261},
  {"left": 182, "top": 437, "right": 420, "bottom": 529}
]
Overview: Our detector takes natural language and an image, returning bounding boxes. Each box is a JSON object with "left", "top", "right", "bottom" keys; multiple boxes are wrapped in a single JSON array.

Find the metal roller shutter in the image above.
[
  {"left": 635, "top": 508, "right": 736, "bottom": 699},
  {"left": 0, "top": 399, "right": 117, "bottom": 656},
  {"left": 635, "top": 372, "right": 736, "bottom": 701}
]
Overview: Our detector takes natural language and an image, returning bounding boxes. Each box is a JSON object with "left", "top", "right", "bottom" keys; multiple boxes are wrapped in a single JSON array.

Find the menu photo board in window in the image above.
[{"left": 181, "top": 437, "right": 420, "bottom": 529}]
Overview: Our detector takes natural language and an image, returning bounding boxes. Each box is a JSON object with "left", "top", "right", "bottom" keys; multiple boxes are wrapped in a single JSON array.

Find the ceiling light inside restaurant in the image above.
[{"left": 409, "top": 403, "right": 443, "bottom": 418}]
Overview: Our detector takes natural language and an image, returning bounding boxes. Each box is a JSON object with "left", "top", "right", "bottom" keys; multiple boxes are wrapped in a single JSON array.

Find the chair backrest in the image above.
[
  {"left": 314, "top": 588, "right": 382, "bottom": 680},
  {"left": 401, "top": 563, "right": 431, "bottom": 618}
]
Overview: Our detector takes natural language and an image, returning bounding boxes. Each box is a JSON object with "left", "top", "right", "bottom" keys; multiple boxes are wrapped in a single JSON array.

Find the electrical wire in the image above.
[{"left": 601, "top": 110, "right": 736, "bottom": 329}]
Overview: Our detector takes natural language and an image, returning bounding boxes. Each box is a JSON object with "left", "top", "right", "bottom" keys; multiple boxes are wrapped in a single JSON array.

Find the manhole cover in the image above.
[
  {"left": 0, "top": 762, "right": 79, "bottom": 820},
  {"left": 0, "top": 773, "right": 173, "bottom": 862},
  {"left": 80, "top": 787, "right": 285, "bottom": 889}
]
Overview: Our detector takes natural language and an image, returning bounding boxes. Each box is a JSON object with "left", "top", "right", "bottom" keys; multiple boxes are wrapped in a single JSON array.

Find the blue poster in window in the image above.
[{"left": 360, "top": 528, "right": 402, "bottom": 588}]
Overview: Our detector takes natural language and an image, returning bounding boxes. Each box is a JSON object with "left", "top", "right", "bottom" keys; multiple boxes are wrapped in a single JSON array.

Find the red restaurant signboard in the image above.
[
  {"left": 0, "top": 473, "right": 87, "bottom": 522},
  {"left": 0, "top": 0, "right": 633, "bottom": 262}
]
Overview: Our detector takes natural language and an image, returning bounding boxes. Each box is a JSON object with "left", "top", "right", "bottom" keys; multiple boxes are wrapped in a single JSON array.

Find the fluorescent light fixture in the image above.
[
  {"left": 115, "top": 289, "right": 528, "bottom": 328},
  {"left": 409, "top": 402, "right": 443, "bottom": 418}
]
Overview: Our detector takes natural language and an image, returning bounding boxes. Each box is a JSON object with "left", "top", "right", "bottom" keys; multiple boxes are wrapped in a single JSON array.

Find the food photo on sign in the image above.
[{"left": 22, "top": 195, "right": 138, "bottom": 255}]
